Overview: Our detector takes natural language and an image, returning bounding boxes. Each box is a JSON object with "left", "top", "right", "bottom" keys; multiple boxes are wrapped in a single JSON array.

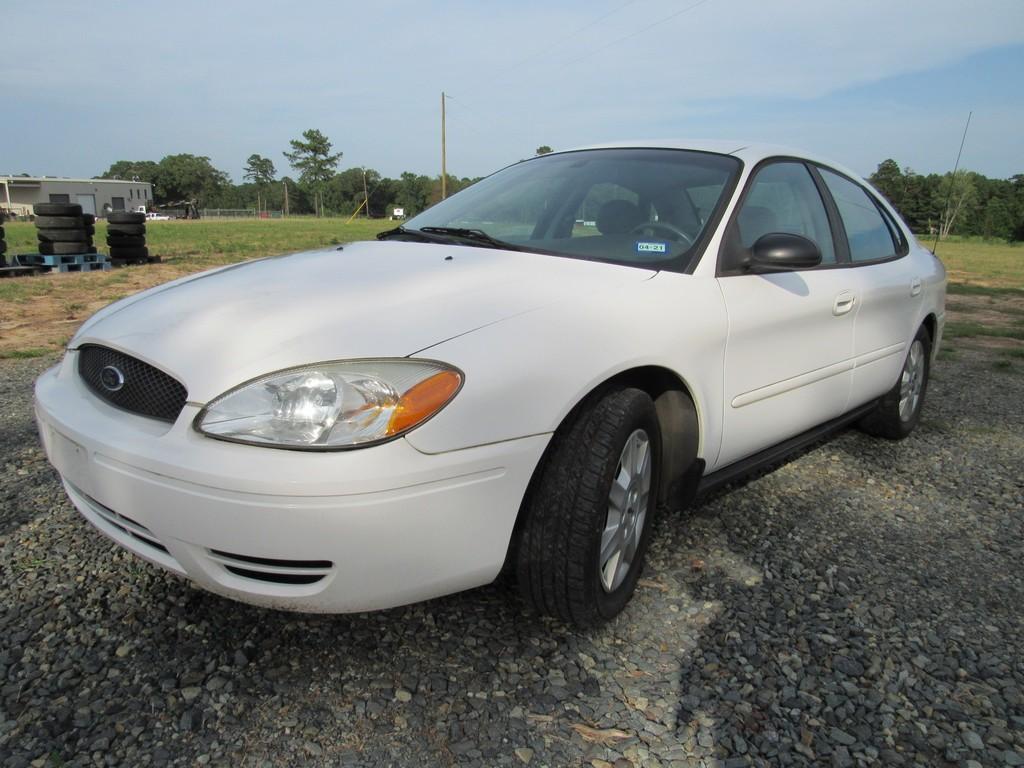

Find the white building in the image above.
[{"left": 1, "top": 176, "right": 154, "bottom": 219}]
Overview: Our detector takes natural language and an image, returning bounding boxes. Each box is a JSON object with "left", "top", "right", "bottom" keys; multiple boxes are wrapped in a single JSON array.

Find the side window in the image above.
[
  {"left": 819, "top": 169, "right": 898, "bottom": 263},
  {"left": 736, "top": 162, "right": 836, "bottom": 264},
  {"left": 48, "top": 194, "right": 71, "bottom": 204}
]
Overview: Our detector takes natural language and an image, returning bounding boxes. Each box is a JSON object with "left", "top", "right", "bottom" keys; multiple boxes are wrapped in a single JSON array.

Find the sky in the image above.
[{"left": 2, "top": 0, "right": 1023, "bottom": 183}]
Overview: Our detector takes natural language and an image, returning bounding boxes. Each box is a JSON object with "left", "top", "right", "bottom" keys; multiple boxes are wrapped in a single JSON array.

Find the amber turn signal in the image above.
[{"left": 387, "top": 370, "right": 462, "bottom": 435}]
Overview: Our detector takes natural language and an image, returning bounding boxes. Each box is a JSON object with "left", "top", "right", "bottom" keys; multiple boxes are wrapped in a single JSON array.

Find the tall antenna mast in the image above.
[{"left": 933, "top": 111, "right": 972, "bottom": 254}]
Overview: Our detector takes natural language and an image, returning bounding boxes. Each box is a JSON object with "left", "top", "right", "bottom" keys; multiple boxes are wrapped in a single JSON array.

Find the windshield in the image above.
[{"left": 403, "top": 148, "right": 741, "bottom": 268}]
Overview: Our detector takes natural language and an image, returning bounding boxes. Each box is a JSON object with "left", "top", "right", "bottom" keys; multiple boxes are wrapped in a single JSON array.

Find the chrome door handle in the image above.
[
  {"left": 833, "top": 291, "right": 856, "bottom": 316},
  {"left": 910, "top": 278, "right": 922, "bottom": 297}
]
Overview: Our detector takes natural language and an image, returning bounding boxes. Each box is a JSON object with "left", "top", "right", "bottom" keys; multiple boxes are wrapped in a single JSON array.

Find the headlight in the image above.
[{"left": 194, "top": 359, "right": 462, "bottom": 450}]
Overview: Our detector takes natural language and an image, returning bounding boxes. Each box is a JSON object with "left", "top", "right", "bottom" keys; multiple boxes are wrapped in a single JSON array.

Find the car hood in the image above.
[{"left": 73, "top": 240, "right": 655, "bottom": 403}]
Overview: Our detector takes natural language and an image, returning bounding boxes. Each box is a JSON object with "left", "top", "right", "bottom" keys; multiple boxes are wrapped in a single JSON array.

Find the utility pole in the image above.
[
  {"left": 362, "top": 168, "right": 370, "bottom": 218},
  {"left": 441, "top": 91, "right": 447, "bottom": 200},
  {"left": 283, "top": 179, "right": 289, "bottom": 217}
]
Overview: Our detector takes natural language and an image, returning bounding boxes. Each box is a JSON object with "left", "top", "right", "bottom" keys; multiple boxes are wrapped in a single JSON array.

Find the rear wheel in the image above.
[
  {"left": 516, "top": 387, "right": 661, "bottom": 627},
  {"left": 859, "top": 325, "right": 931, "bottom": 439}
]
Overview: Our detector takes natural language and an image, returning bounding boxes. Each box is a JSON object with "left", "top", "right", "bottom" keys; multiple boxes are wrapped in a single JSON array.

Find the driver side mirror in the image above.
[{"left": 747, "top": 232, "right": 822, "bottom": 272}]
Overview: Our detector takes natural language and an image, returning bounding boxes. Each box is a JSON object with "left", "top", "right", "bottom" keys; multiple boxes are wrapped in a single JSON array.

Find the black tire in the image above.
[
  {"left": 109, "top": 246, "right": 149, "bottom": 259},
  {"left": 516, "top": 387, "right": 661, "bottom": 627},
  {"left": 107, "top": 211, "right": 146, "bottom": 224},
  {"left": 106, "top": 235, "right": 146, "bottom": 248},
  {"left": 82, "top": 214, "right": 96, "bottom": 226},
  {"left": 107, "top": 223, "right": 146, "bottom": 236},
  {"left": 34, "top": 215, "right": 83, "bottom": 229},
  {"left": 37, "top": 228, "right": 88, "bottom": 243},
  {"left": 34, "top": 203, "right": 82, "bottom": 217},
  {"left": 859, "top": 325, "right": 932, "bottom": 440},
  {"left": 39, "top": 241, "right": 90, "bottom": 256},
  {"left": 0, "top": 241, "right": 6, "bottom": 256}
]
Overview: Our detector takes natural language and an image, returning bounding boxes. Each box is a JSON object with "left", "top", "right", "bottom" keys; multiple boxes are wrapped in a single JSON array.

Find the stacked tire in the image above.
[
  {"left": 106, "top": 212, "right": 150, "bottom": 266},
  {"left": 0, "top": 212, "right": 7, "bottom": 268},
  {"left": 34, "top": 203, "right": 94, "bottom": 255}
]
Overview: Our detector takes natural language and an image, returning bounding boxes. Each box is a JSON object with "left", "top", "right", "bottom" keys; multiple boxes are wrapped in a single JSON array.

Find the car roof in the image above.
[{"left": 561, "top": 139, "right": 868, "bottom": 183}]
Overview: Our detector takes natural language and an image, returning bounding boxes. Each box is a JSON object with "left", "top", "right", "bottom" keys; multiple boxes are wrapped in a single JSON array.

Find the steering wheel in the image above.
[{"left": 630, "top": 221, "right": 694, "bottom": 247}]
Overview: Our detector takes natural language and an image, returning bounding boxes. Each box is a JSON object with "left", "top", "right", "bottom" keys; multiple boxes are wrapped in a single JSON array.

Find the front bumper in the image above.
[{"left": 34, "top": 356, "right": 548, "bottom": 612}]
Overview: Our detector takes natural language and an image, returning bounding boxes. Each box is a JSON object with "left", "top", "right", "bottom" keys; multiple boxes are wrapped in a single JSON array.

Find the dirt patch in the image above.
[
  {"left": 0, "top": 264, "right": 188, "bottom": 355},
  {"left": 963, "top": 336, "right": 1024, "bottom": 351},
  {"left": 947, "top": 292, "right": 1024, "bottom": 316}
]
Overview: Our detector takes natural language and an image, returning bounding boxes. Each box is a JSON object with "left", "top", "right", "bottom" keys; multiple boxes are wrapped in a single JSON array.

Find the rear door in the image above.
[
  {"left": 714, "top": 160, "right": 856, "bottom": 469},
  {"left": 816, "top": 168, "right": 921, "bottom": 406}
]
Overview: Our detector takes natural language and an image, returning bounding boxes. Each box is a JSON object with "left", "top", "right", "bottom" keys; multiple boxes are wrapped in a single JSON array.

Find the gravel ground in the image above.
[{"left": 1, "top": 348, "right": 1022, "bottom": 768}]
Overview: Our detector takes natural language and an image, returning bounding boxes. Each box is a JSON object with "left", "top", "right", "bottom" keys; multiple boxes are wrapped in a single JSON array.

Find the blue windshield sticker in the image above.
[{"left": 636, "top": 241, "right": 668, "bottom": 254}]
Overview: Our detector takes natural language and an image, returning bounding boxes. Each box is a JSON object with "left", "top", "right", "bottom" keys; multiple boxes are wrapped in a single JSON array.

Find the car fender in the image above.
[{"left": 405, "top": 271, "right": 728, "bottom": 459}]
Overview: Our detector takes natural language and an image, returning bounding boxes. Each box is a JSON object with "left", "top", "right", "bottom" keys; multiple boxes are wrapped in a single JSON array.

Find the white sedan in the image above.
[{"left": 35, "top": 141, "right": 945, "bottom": 626}]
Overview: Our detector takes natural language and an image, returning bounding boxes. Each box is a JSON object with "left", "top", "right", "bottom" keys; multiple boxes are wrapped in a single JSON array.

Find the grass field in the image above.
[
  {"left": 0, "top": 218, "right": 396, "bottom": 355},
  {"left": 1, "top": 222, "right": 1021, "bottom": 362},
  {"left": 926, "top": 236, "right": 1024, "bottom": 291}
]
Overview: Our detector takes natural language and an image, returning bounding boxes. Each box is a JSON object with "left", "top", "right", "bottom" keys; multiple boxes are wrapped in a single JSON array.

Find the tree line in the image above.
[
  {"left": 868, "top": 160, "right": 1024, "bottom": 241},
  {"left": 99, "top": 128, "right": 481, "bottom": 219},
  {"left": 98, "top": 135, "right": 1023, "bottom": 238}
]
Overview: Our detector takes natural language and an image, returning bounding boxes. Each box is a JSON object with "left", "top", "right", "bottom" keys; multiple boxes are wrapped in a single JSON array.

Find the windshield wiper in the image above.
[
  {"left": 418, "top": 226, "right": 519, "bottom": 250},
  {"left": 376, "top": 225, "right": 437, "bottom": 242},
  {"left": 378, "top": 225, "right": 520, "bottom": 251}
]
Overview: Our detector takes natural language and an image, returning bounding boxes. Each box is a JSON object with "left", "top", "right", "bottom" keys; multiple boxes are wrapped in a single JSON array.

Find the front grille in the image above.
[
  {"left": 208, "top": 549, "right": 333, "bottom": 585},
  {"left": 78, "top": 345, "right": 187, "bottom": 422}
]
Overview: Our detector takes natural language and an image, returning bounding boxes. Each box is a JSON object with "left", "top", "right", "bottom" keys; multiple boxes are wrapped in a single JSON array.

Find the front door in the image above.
[{"left": 714, "top": 160, "right": 856, "bottom": 470}]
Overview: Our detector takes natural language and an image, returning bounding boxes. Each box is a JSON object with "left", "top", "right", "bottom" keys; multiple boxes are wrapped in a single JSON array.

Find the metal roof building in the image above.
[{"left": 1, "top": 176, "right": 154, "bottom": 219}]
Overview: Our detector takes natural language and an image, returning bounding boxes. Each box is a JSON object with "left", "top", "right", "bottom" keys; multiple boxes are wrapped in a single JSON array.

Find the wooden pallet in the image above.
[
  {"left": 54, "top": 261, "right": 110, "bottom": 272},
  {"left": 14, "top": 253, "right": 109, "bottom": 267}
]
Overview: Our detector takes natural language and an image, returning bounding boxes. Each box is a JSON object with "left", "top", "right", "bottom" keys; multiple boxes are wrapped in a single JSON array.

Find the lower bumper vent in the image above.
[
  {"left": 208, "top": 550, "right": 333, "bottom": 585},
  {"left": 75, "top": 487, "right": 168, "bottom": 555}
]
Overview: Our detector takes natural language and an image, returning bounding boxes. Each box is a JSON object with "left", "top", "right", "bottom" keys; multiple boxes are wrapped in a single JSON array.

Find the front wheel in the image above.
[
  {"left": 516, "top": 387, "right": 661, "bottom": 627},
  {"left": 859, "top": 324, "right": 932, "bottom": 439}
]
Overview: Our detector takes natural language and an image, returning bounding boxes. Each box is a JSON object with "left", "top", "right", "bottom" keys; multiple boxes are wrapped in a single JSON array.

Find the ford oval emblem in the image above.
[{"left": 100, "top": 365, "right": 125, "bottom": 392}]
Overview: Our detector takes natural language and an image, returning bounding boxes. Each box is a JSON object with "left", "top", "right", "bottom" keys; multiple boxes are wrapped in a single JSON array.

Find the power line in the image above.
[
  {"left": 497, "top": 0, "right": 641, "bottom": 75},
  {"left": 551, "top": 0, "right": 714, "bottom": 72}
]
